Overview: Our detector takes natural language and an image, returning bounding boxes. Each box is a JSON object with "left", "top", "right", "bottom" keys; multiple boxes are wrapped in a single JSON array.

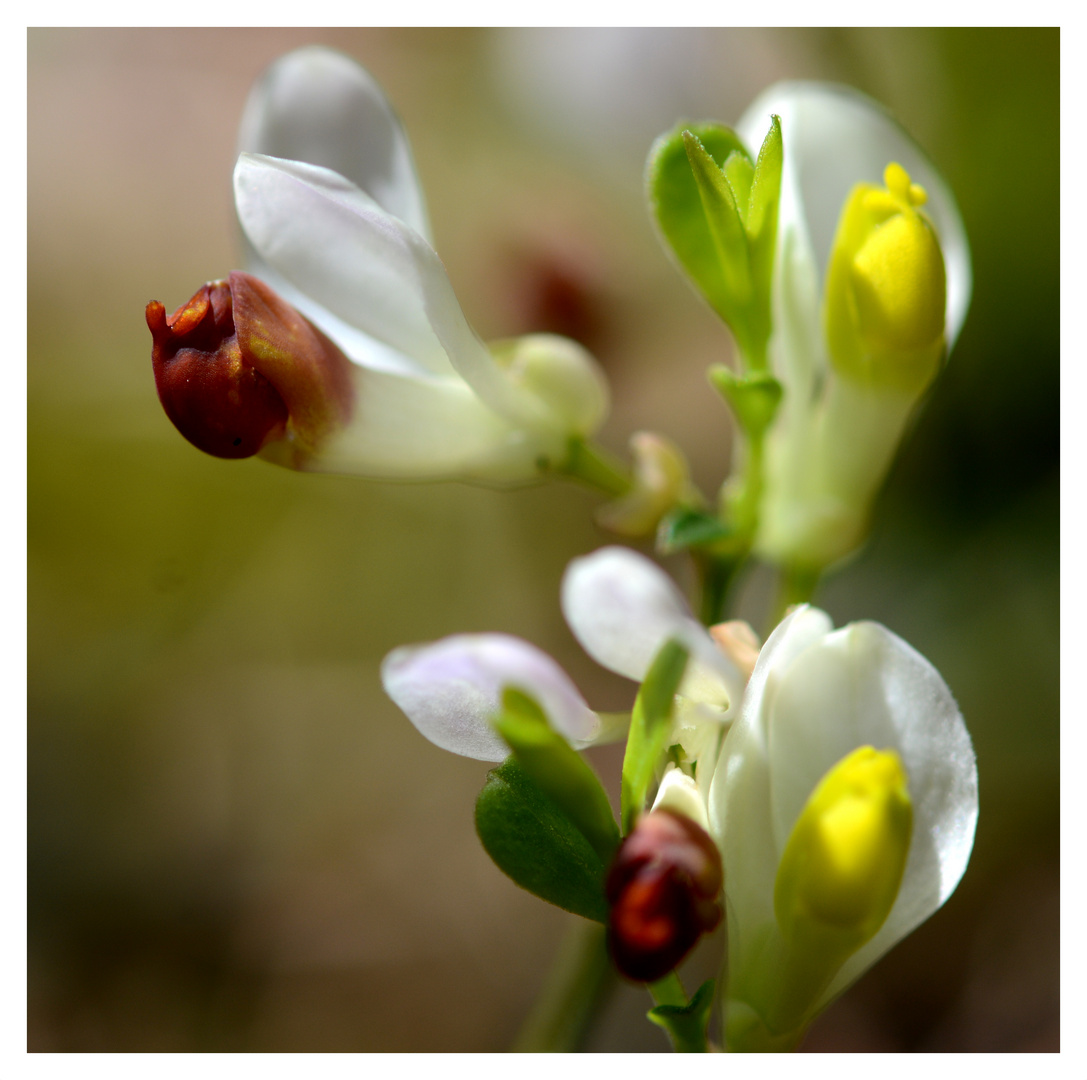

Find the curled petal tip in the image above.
[{"left": 148, "top": 272, "right": 354, "bottom": 463}]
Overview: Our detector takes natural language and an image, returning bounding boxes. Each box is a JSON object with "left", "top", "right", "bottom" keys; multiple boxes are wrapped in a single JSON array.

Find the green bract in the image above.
[
  {"left": 620, "top": 638, "right": 690, "bottom": 833},
  {"left": 475, "top": 756, "right": 611, "bottom": 923},
  {"left": 493, "top": 688, "right": 620, "bottom": 862},
  {"left": 647, "top": 117, "right": 782, "bottom": 370}
]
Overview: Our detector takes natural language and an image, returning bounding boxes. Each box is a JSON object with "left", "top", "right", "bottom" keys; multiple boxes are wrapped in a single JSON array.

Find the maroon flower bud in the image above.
[
  {"left": 147, "top": 271, "right": 354, "bottom": 462},
  {"left": 605, "top": 809, "right": 723, "bottom": 983}
]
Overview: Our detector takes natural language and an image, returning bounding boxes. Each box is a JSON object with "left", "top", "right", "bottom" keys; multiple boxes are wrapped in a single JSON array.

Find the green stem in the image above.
[
  {"left": 557, "top": 438, "right": 632, "bottom": 497},
  {"left": 512, "top": 919, "right": 615, "bottom": 1052},
  {"left": 768, "top": 563, "right": 822, "bottom": 633},
  {"left": 695, "top": 552, "right": 743, "bottom": 626},
  {"left": 649, "top": 971, "right": 687, "bottom": 1008}
]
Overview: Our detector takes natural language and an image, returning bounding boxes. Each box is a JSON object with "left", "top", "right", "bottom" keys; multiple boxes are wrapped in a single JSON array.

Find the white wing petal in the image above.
[
  {"left": 381, "top": 634, "right": 601, "bottom": 761},
  {"left": 237, "top": 45, "right": 431, "bottom": 240},
  {"left": 561, "top": 547, "right": 744, "bottom": 709},
  {"left": 767, "top": 620, "right": 978, "bottom": 1007}
]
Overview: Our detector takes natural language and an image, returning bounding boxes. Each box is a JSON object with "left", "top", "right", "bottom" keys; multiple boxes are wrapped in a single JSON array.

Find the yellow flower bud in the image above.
[
  {"left": 775, "top": 746, "right": 912, "bottom": 945},
  {"left": 824, "top": 163, "right": 947, "bottom": 394}
]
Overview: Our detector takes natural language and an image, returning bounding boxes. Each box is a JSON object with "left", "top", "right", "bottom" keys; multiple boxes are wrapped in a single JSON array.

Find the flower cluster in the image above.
[
  {"left": 145, "top": 46, "right": 980, "bottom": 1053},
  {"left": 383, "top": 547, "right": 977, "bottom": 1048}
]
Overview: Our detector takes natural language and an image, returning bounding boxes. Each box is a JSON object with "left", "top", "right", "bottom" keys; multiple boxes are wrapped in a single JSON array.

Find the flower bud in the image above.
[
  {"left": 147, "top": 271, "right": 354, "bottom": 462},
  {"left": 605, "top": 809, "right": 723, "bottom": 983},
  {"left": 489, "top": 334, "right": 609, "bottom": 438},
  {"left": 775, "top": 745, "right": 912, "bottom": 958},
  {"left": 595, "top": 432, "right": 694, "bottom": 539},
  {"left": 824, "top": 163, "right": 947, "bottom": 396}
]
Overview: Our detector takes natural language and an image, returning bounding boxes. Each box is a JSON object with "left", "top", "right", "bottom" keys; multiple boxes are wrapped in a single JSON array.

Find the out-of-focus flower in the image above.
[
  {"left": 708, "top": 604, "right": 978, "bottom": 1050},
  {"left": 232, "top": 46, "right": 609, "bottom": 482},
  {"left": 147, "top": 271, "right": 353, "bottom": 460},
  {"left": 733, "top": 82, "right": 971, "bottom": 569},
  {"left": 595, "top": 432, "right": 699, "bottom": 539}
]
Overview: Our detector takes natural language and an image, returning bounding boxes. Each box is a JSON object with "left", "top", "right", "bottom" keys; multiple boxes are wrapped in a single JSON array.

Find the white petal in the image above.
[
  {"left": 766, "top": 620, "right": 978, "bottom": 1007},
  {"left": 738, "top": 82, "right": 971, "bottom": 351},
  {"left": 561, "top": 547, "right": 745, "bottom": 709},
  {"left": 235, "top": 153, "right": 456, "bottom": 377},
  {"left": 235, "top": 154, "right": 555, "bottom": 430},
  {"left": 300, "top": 364, "right": 562, "bottom": 482},
  {"left": 381, "top": 634, "right": 600, "bottom": 761},
  {"left": 237, "top": 45, "right": 431, "bottom": 240},
  {"left": 708, "top": 605, "right": 834, "bottom": 937},
  {"left": 236, "top": 256, "right": 430, "bottom": 379}
]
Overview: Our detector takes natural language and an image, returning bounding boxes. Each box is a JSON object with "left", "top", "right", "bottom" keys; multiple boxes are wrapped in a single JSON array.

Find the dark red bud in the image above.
[
  {"left": 605, "top": 809, "right": 723, "bottom": 983},
  {"left": 148, "top": 272, "right": 354, "bottom": 463}
]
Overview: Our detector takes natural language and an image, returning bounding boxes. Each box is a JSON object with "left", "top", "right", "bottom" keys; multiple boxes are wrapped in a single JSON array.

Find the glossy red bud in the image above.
[
  {"left": 605, "top": 809, "right": 723, "bottom": 983},
  {"left": 148, "top": 272, "right": 354, "bottom": 462}
]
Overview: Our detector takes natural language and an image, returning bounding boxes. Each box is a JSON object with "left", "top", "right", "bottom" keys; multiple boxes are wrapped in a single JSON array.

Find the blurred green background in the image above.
[{"left": 28, "top": 28, "right": 1058, "bottom": 1051}]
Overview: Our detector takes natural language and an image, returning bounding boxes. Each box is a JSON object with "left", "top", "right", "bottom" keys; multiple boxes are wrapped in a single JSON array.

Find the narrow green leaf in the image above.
[
  {"left": 646, "top": 121, "right": 749, "bottom": 318},
  {"left": 620, "top": 638, "right": 689, "bottom": 833},
  {"left": 724, "top": 150, "right": 754, "bottom": 227},
  {"left": 476, "top": 757, "right": 610, "bottom": 923},
  {"left": 709, "top": 365, "right": 783, "bottom": 437},
  {"left": 682, "top": 131, "right": 752, "bottom": 305},
  {"left": 746, "top": 114, "right": 783, "bottom": 242},
  {"left": 494, "top": 688, "right": 620, "bottom": 862},
  {"left": 658, "top": 506, "right": 732, "bottom": 554},
  {"left": 647, "top": 979, "right": 716, "bottom": 1052}
]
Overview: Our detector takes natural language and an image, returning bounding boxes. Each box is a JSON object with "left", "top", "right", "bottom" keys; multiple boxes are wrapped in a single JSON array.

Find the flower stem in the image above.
[
  {"left": 768, "top": 563, "right": 822, "bottom": 632},
  {"left": 512, "top": 919, "right": 615, "bottom": 1052},
  {"left": 557, "top": 438, "right": 632, "bottom": 497}
]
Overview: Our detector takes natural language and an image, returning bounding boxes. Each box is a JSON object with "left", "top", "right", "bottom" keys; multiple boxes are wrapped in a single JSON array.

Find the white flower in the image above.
[
  {"left": 708, "top": 603, "right": 978, "bottom": 1049},
  {"left": 233, "top": 46, "right": 609, "bottom": 482},
  {"left": 734, "top": 83, "right": 972, "bottom": 568},
  {"left": 381, "top": 545, "right": 977, "bottom": 1051},
  {"left": 381, "top": 546, "right": 746, "bottom": 764}
]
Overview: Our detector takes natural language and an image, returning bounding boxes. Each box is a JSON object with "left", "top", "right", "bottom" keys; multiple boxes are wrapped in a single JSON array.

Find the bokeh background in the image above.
[{"left": 28, "top": 28, "right": 1059, "bottom": 1051}]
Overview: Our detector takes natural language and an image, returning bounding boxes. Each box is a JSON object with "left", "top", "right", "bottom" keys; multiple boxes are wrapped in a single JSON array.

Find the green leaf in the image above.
[
  {"left": 476, "top": 757, "right": 610, "bottom": 923},
  {"left": 747, "top": 114, "right": 783, "bottom": 243},
  {"left": 647, "top": 122, "right": 749, "bottom": 320},
  {"left": 647, "top": 979, "right": 716, "bottom": 1053},
  {"left": 620, "top": 638, "right": 689, "bottom": 833},
  {"left": 724, "top": 151, "right": 755, "bottom": 225},
  {"left": 682, "top": 132, "right": 752, "bottom": 306},
  {"left": 709, "top": 365, "right": 783, "bottom": 437},
  {"left": 657, "top": 506, "right": 732, "bottom": 554},
  {"left": 494, "top": 688, "right": 620, "bottom": 862}
]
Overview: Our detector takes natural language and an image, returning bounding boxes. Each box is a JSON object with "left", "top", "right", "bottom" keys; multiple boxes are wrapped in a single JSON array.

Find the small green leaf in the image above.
[
  {"left": 724, "top": 151, "right": 755, "bottom": 228},
  {"left": 476, "top": 757, "right": 610, "bottom": 923},
  {"left": 494, "top": 688, "right": 620, "bottom": 862},
  {"left": 747, "top": 114, "right": 783, "bottom": 242},
  {"left": 658, "top": 506, "right": 732, "bottom": 554},
  {"left": 709, "top": 365, "right": 783, "bottom": 437},
  {"left": 647, "top": 979, "right": 716, "bottom": 1053},
  {"left": 647, "top": 121, "right": 749, "bottom": 321},
  {"left": 620, "top": 638, "right": 689, "bottom": 833},
  {"left": 682, "top": 132, "right": 752, "bottom": 305}
]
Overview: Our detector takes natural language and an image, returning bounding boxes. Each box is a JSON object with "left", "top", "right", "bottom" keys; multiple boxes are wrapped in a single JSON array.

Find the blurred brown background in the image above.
[{"left": 28, "top": 28, "right": 1059, "bottom": 1051}]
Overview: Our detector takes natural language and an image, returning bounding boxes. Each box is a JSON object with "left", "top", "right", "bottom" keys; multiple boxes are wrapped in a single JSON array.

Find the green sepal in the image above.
[
  {"left": 647, "top": 979, "right": 717, "bottom": 1053},
  {"left": 475, "top": 756, "right": 610, "bottom": 923},
  {"left": 657, "top": 506, "right": 732, "bottom": 554},
  {"left": 494, "top": 687, "right": 620, "bottom": 862},
  {"left": 709, "top": 365, "right": 783, "bottom": 437},
  {"left": 620, "top": 638, "right": 689, "bottom": 833}
]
